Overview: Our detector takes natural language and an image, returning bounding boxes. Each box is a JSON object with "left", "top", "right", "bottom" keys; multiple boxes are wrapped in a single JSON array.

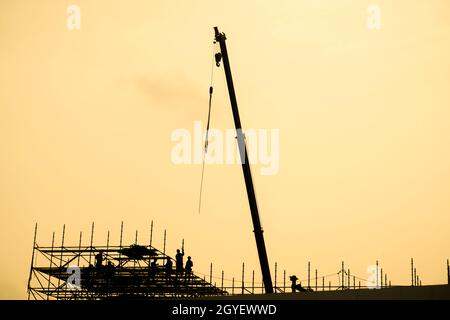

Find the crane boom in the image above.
[{"left": 214, "top": 26, "right": 274, "bottom": 294}]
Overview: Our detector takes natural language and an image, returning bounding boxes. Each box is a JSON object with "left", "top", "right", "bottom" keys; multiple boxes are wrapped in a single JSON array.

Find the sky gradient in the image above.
[{"left": 1, "top": 0, "right": 449, "bottom": 299}]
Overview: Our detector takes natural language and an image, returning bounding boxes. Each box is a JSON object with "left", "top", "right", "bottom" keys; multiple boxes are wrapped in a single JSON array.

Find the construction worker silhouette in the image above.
[
  {"left": 165, "top": 258, "right": 173, "bottom": 280},
  {"left": 290, "top": 275, "right": 307, "bottom": 292},
  {"left": 150, "top": 259, "right": 158, "bottom": 282},
  {"left": 185, "top": 256, "right": 193, "bottom": 282},
  {"left": 95, "top": 251, "right": 103, "bottom": 269},
  {"left": 175, "top": 248, "right": 184, "bottom": 277}
]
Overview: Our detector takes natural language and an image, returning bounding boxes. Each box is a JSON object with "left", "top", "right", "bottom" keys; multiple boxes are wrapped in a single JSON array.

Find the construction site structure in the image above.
[{"left": 27, "top": 224, "right": 226, "bottom": 300}]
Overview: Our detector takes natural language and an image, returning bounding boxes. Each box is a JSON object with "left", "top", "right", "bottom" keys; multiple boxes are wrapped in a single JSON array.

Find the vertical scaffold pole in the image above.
[
  {"left": 47, "top": 232, "right": 55, "bottom": 300},
  {"left": 163, "top": 229, "right": 167, "bottom": 255},
  {"left": 118, "top": 222, "right": 123, "bottom": 265},
  {"left": 88, "top": 222, "right": 94, "bottom": 265},
  {"left": 150, "top": 220, "right": 154, "bottom": 248},
  {"left": 77, "top": 231, "right": 82, "bottom": 266},
  {"left": 57, "top": 224, "right": 65, "bottom": 299}
]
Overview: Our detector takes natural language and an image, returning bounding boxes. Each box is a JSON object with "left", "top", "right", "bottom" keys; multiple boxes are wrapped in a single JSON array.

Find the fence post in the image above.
[
  {"left": 414, "top": 268, "right": 417, "bottom": 286},
  {"left": 274, "top": 262, "right": 277, "bottom": 293},
  {"left": 262, "top": 275, "right": 264, "bottom": 294},
  {"left": 210, "top": 263, "right": 213, "bottom": 285},
  {"left": 315, "top": 269, "right": 318, "bottom": 291},
  {"left": 308, "top": 261, "right": 311, "bottom": 289},
  {"left": 252, "top": 270, "right": 255, "bottom": 294},
  {"left": 447, "top": 259, "right": 449, "bottom": 285},
  {"left": 347, "top": 269, "right": 350, "bottom": 289},
  {"left": 232, "top": 277, "right": 234, "bottom": 295},
  {"left": 242, "top": 263, "right": 245, "bottom": 294},
  {"left": 376, "top": 260, "right": 379, "bottom": 289}
]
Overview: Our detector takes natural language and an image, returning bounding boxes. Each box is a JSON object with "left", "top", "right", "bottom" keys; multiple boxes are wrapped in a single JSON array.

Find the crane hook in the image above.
[{"left": 215, "top": 52, "right": 222, "bottom": 67}]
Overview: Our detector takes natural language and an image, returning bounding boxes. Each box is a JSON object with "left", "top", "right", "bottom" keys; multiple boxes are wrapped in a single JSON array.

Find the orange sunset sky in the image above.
[{"left": 1, "top": 0, "right": 449, "bottom": 299}]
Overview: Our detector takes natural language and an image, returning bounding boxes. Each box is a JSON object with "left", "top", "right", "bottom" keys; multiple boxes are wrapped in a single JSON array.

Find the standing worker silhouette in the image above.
[
  {"left": 165, "top": 258, "right": 173, "bottom": 280},
  {"left": 185, "top": 256, "right": 193, "bottom": 282},
  {"left": 150, "top": 259, "right": 158, "bottom": 282},
  {"left": 95, "top": 251, "right": 103, "bottom": 270},
  {"left": 175, "top": 248, "right": 184, "bottom": 278}
]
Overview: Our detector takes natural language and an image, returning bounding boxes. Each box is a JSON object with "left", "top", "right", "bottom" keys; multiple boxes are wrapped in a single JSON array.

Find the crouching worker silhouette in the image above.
[
  {"left": 184, "top": 256, "right": 193, "bottom": 282},
  {"left": 290, "top": 275, "right": 307, "bottom": 292}
]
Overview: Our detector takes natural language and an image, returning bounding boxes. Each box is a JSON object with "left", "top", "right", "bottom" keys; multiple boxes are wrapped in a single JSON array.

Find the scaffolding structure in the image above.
[
  {"left": 28, "top": 224, "right": 447, "bottom": 300},
  {"left": 27, "top": 224, "right": 227, "bottom": 300}
]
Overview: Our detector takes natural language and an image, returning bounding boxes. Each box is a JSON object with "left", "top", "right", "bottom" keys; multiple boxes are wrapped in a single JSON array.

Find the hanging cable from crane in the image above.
[{"left": 198, "top": 42, "right": 219, "bottom": 214}]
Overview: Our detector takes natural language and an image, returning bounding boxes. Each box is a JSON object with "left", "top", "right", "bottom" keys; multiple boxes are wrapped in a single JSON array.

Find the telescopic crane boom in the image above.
[{"left": 213, "top": 26, "right": 274, "bottom": 294}]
